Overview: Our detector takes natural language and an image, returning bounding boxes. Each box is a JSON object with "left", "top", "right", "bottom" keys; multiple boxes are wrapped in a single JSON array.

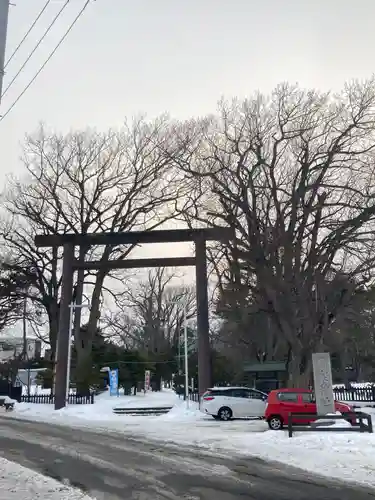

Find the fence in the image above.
[
  {"left": 187, "top": 392, "right": 200, "bottom": 403},
  {"left": 21, "top": 393, "right": 94, "bottom": 405},
  {"left": 178, "top": 391, "right": 200, "bottom": 403},
  {"left": 287, "top": 411, "right": 373, "bottom": 437},
  {"left": 178, "top": 387, "right": 375, "bottom": 403},
  {"left": 333, "top": 387, "right": 375, "bottom": 403}
]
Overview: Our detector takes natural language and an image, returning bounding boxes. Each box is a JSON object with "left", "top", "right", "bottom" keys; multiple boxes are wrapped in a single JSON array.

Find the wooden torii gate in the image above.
[{"left": 34, "top": 227, "right": 232, "bottom": 409}]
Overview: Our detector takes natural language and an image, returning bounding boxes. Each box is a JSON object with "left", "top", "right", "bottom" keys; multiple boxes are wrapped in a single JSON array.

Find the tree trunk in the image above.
[
  {"left": 151, "top": 376, "right": 162, "bottom": 391},
  {"left": 75, "top": 268, "right": 106, "bottom": 394},
  {"left": 48, "top": 303, "right": 59, "bottom": 361},
  {"left": 47, "top": 304, "right": 59, "bottom": 394},
  {"left": 75, "top": 344, "right": 93, "bottom": 396},
  {"left": 287, "top": 351, "right": 313, "bottom": 388},
  {"left": 338, "top": 350, "right": 352, "bottom": 388}
]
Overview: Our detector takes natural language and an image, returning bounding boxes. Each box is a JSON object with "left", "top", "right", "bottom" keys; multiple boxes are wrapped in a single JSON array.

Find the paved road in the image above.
[{"left": 0, "top": 418, "right": 373, "bottom": 500}]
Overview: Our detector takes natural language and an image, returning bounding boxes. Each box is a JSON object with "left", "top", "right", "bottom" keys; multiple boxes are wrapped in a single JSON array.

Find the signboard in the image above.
[
  {"left": 144, "top": 370, "right": 150, "bottom": 391},
  {"left": 312, "top": 352, "right": 334, "bottom": 415},
  {"left": 109, "top": 368, "right": 119, "bottom": 397}
]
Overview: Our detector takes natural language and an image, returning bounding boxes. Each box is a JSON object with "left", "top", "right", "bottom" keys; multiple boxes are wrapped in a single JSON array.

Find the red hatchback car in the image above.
[{"left": 265, "top": 388, "right": 354, "bottom": 430}]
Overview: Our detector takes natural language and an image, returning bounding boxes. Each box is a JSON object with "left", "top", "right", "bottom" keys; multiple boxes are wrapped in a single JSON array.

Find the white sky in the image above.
[{"left": 1, "top": 0, "right": 375, "bottom": 263}]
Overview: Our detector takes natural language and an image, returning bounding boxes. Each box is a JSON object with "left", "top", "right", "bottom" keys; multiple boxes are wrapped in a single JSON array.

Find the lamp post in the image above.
[
  {"left": 183, "top": 302, "right": 189, "bottom": 409},
  {"left": 167, "top": 300, "right": 190, "bottom": 409},
  {"left": 66, "top": 301, "right": 90, "bottom": 402}
]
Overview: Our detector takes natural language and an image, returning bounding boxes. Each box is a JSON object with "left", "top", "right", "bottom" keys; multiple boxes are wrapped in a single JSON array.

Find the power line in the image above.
[
  {"left": 4, "top": 0, "right": 52, "bottom": 70},
  {"left": 0, "top": 0, "right": 91, "bottom": 122},
  {"left": 2, "top": 0, "right": 70, "bottom": 99}
]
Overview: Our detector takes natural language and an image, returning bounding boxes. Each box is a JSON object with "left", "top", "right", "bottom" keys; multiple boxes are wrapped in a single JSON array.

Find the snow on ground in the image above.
[
  {"left": 349, "top": 401, "right": 375, "bottom": 408},
  {"left": 333, "top": 382, "right": 375, "bottom": 388},
  {"left": 4, "top": 389, "right": 375, "bottom": 489},
  {"left": 0, "top": 457, "right": 94, "bottom": 499},
  {"left": 11, "top": 389, "right": 267, "bottom": 438}
]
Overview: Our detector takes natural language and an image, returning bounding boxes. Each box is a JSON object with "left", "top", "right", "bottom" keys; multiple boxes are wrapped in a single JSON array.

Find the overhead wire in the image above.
[
  {"left": 2, "top": 0, "right": 71, "bottom": 99},
  {"left": 4, "top": 0, "right": 52, "bottom": 70},
  {"left": 0, "top": 0, "right": 92, "bottom": 122}
]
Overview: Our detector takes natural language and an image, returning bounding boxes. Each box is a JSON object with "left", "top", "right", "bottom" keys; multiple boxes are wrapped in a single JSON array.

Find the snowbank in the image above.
[
  {"left": 162, "top": 401, "right": 203, "bottom": 421},
  {"left": 333, "top": 382, "right": 375, "bottom": 388},
  {"left": 313, "top": 411, "right": 353, "bottom": 428},
  {"left": 243, "top": 426, "right": 375, "bottom": 487},
  {"left": 0, "top": 457, "right": 94, "bottom": 499},
  {"left": 14, "top": 388, "right": 183, "bottom": 423}
]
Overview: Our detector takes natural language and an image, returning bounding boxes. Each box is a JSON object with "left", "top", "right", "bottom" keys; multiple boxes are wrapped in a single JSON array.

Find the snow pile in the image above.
[
  {"left": 0, "top": 457, "right": 94, "bottom": 499},
  {"left": 162, "top": 401, "right": 203, "bottom": 421},
  {"left": 330, "top": 418, "right": 353, "bottom": 428},
  {"left": 2, "top": 396, "right": 17, "bottom": 405},
  {"left": 14, "top": 388, "right": 186, "bottom": 424},
  {"left": 313, "top": 411, "right": 353, "bottom": 428},
  {"left": 333, "top": 382, "right": 375, "bottom": 388},
  {"left": 112, "top": 388, "right": 179, "bottom": 410}
]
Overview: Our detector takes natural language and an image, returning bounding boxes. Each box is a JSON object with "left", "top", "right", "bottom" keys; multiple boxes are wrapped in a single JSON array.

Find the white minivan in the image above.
[{"left": 201, "top": 386, "right": 268, "bottom": 420}]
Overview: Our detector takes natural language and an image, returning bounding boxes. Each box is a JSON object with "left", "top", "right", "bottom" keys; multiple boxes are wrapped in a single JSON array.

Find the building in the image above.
[
  {"left": 16, "top": 368, "right": 47, "bottom": 388},
  {"left": 0, "top": 337, "right": 42, "bottom": 362},
  {"left": 242, "top": 361, "right": 287, "bottom": 393}
]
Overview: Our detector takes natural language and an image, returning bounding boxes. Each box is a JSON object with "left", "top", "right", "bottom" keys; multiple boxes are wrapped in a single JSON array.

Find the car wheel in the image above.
[
  {"left": 268, "top": 415, "right": 283, "bottom": 430},
  {"left": 212, "top": 415, "right": 220, "bottom": 421},
  {"left": 218, "top": 406, "right": 233, "bottom": 421}
]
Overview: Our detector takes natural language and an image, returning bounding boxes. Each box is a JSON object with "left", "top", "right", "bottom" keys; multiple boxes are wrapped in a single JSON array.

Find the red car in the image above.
[{"left": 265, "top": 388, "right": 354, "bottom": 430}]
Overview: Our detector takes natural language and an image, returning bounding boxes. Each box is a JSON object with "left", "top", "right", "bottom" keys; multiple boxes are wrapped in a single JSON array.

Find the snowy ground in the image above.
[
  {"left": 3, "top": 388, "right": 375, "bottom": 490},
  {"left": 0, "top": 457, "right": 94, "bottom": 499},
  {"left": 333, "top": 382, "right": 375, "bottom": 388}
]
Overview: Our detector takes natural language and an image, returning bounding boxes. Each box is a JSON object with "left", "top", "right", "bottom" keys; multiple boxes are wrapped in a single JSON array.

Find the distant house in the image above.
[
  {"left": 0, "top": 337, "right": 42, "bottom": 362},
  {"left": 16, "top": 368, "right": 47, "bottom": 387}
]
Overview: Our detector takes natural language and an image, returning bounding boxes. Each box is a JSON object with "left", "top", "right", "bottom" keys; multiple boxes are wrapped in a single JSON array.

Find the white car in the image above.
[{"left": 201, "top": 386, "right": 268, "bottom": 420}]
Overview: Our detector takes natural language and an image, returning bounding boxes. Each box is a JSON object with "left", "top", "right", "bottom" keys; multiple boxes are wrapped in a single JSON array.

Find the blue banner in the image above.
[{"left": 109, "top": 368, "right": 119, "bottom": 396}]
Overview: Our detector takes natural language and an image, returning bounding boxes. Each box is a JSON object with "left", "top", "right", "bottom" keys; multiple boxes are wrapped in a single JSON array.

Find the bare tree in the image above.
[
  {"left": 215, "top": 287, "right": 284, "bottom": 364},
  {"left": 329, "top": 285, "right": 375, "bottom": 384},
  {"left": 174, "top": 80, "right": 375, "bottom": 386},
  {"left": 0, "top": 116, "right": 190, "bottom": 392},
  {"left": 0, "top": 261, "right": 37, "bottom": 333},
  {"left": 0, "top": 197, "right": 63, "bottom": 356},
  {"left": 105, "top": 267, "right": 196, "bottom": 357}
]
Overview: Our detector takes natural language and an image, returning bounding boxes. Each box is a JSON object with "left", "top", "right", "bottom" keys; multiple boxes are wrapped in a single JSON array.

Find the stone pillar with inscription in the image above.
[{"left": 312, "top": 352, "right": 335, "bottom": 416}]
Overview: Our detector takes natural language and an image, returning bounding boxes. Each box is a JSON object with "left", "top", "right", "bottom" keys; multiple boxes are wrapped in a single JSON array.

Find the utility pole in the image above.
[
  {"left": 22, "top": 297, "right": 31, "bottom": 398},
  {"left": 0, "top": 0, "right": 10, "bottom": 103}
]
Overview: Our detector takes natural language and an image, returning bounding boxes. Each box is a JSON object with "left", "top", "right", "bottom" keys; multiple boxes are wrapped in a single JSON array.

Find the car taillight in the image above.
[{"left": 203, "top": 396, "right": 215, "bottom": 401}]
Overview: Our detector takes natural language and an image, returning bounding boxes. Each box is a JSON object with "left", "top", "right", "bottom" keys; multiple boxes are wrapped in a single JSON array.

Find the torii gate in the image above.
[{"left": 34, "top": 227, "right": 232, "bottom": 409}]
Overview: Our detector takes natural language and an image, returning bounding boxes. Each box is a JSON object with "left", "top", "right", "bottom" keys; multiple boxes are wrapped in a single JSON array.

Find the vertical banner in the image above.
[
  {"left": 109, "top": 368, "right": 119, "bottom": 397},
  {"left": 144, "top": 370, "right": 150, "bottom": 391}
]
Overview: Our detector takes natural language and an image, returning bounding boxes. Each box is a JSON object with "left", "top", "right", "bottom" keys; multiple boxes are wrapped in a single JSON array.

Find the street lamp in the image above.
[
  {"left": 183, "top": 303, "right": 189, "bottom": 409},
  {"left": 167, "top": 301, "right": 190, "bottom": 409},
  {"left": 66, "top": 301, "right": 90, "bottom": 402}
]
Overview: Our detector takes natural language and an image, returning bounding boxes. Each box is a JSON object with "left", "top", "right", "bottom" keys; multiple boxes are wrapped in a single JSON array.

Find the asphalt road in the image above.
[{"left": 0, "top": 418, "right": 373, "bottom": 500}]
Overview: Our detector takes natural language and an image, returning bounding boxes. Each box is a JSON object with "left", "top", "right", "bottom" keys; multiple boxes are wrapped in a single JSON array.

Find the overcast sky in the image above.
[
  {"left": 1, "top": 0, "right": 375, "bottom": 264},
  {"left": 2, "top": 0, "right": 375, "bottom": 178}
]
